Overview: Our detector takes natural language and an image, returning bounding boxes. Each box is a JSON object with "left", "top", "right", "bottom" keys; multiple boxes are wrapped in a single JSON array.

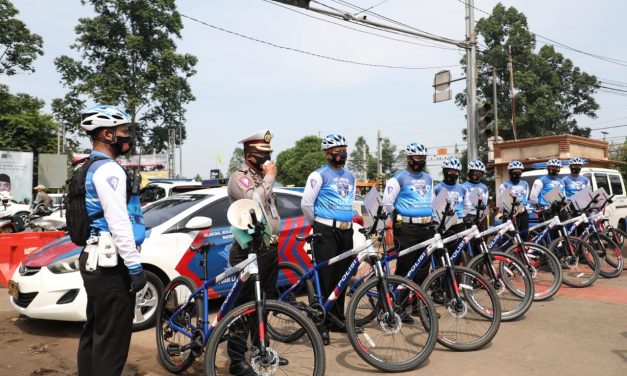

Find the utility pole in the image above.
[
  {"left": 362, "top": 147, "right": 367, "bottom": 181},
  {"left": 493, "top": 66, "right": 498, "bottom": 141},
  {"left": 508, "top": 45, "right": 518, "bottom": 140},
  {"left": 179, "top": 114, "right": 183, "bottom": 178},
  {"left": 377, "top": 130, "right": 382, "bottom": 178},
  {"left": 465, "top": 0, "right": 478, "bottom": 161}
]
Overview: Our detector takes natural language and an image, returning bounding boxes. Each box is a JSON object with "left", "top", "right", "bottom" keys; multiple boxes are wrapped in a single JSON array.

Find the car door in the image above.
[{"left": 275, "top": 192, "right": 311, "bottom": 271}]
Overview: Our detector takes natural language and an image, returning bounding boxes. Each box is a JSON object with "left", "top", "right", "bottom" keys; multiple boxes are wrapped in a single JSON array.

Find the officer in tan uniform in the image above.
[{"left": 227, "top": 129, "right": 286, "bottom": 375}]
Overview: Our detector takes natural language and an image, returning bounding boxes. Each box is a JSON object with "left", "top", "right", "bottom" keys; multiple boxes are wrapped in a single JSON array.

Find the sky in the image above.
[{"left": 4, "top": 0, "right": 627, "bottom": 179}]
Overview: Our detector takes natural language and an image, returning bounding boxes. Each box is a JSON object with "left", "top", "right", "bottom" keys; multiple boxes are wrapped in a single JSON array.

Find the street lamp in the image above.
[{"left": 601, "top": 131, "right": 609, "bottom": 141}]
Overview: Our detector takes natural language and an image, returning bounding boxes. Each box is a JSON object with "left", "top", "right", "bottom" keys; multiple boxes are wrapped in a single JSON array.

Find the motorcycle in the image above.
[
  {"left": 27, "top": 203, "right": 67, "bottom": 232},
  {"left": 0, "top": 192, "right": 25, "bottom": 233}
]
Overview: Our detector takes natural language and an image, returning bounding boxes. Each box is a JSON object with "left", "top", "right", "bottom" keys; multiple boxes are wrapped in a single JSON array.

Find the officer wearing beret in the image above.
[{"left": 227, "top": 129, "right": 285, "bottom": 375}]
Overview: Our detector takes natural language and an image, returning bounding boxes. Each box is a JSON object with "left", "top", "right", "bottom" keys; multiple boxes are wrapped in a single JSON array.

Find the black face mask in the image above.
[
  {"left": 468, "top": 171, "right": 482, "bottom": 183},
  {"left": 571, "top": 167, "right": 581, "bottom": 175},
  {"left": 409, "top": 160, "right": 426, "bottom": 172},
  {"left": 112, "top": 136, "right": 134, "bottom": 156},
  {"left": 548, "top": 169, "right": 560, "bottom": 177},
  {"left": 509, "top": 172, "right": 521, "bottom": 183},
  {"left": 329, "top": 151, "right": 347, "bottom": 167},
  {"left": 443, "top": 169, "right": 459, "bottom": 185},
  {"left": 251, "top": 154, "right": 271, "bottom": 170}
]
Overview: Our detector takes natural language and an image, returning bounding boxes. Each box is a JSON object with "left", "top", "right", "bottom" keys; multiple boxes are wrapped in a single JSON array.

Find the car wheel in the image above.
[{"left": 132, "top": 270, "right": 164, "bottom": 332}]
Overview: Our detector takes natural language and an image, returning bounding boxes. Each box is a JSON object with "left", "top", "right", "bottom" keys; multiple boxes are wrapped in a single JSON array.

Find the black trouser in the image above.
[
  {"left": 516, "top": 211, "right": 530, "bottom": 241},
  {"left": 312, "top": 221, "right": 354, "bottom": 328},
  {"left": 77, "top": 252, "right": 134, "bottom": 376},
  {"left": 227, "top": 242, "right": 279, "bottom": 363},
  {"left": 393, "top": 222, "right": 436, "bottom": 285}
]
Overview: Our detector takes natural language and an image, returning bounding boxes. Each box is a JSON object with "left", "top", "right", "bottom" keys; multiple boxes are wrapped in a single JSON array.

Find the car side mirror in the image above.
[{"left": 185, "top": 216, "right": 213, "bottom": 230}]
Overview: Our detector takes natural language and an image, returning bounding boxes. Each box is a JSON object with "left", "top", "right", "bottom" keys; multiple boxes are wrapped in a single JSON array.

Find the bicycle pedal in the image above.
[{"left": 166, "top": 343, "right": 181, "bottom": 356}]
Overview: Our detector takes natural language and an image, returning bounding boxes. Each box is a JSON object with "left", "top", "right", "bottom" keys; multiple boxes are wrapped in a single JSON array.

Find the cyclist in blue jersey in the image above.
[
  {"left": 498, "top": 161, "right": 530, "bottom": 240},
  {"left": 562, "top": 157, "right": 590, "bottom": 201},
  {"left": 383, "top": 142, "right": 434, "bottom": 322},
  {"left": 530, "top": 159, "right": 566, "bottom": 208},
  {"left": 462, "top": 159, "right": 489, "bottom": 230},
  {"left": 301, "top": 133, "right": 356, "bottom": 345},
  {"left": 434, "top": 157, "right": 471, "bottom": 228}
]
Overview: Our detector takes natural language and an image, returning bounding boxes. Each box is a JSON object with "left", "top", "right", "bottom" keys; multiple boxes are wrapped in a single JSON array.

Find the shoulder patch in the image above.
[
  {"left": 310, "top": 179, "right": 317, "bottom": 189},
  {"left": 239, "top": 176, "right": 252, "bottom": 189},
  {"left": 106, "top": 176, "right": 119, "bottom": 190}
]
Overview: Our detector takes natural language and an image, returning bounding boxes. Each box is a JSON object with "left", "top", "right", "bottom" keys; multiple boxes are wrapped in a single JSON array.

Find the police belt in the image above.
[
  {"left": 401, "top": 216, "right": 432, "bottom": 224},
  {"left": 314, "top": 217, "right": 353, "bottom": 230}
]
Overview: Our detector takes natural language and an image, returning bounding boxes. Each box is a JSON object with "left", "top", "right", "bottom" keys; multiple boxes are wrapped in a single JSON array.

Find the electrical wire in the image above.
[{"left": 180, "top": 13, "right": 461, "bottom": 70}]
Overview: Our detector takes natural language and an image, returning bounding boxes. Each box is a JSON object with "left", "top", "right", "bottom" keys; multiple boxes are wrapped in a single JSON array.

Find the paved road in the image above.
[{"left": 1, "top": 273, "right": 626, "bottom": 375}]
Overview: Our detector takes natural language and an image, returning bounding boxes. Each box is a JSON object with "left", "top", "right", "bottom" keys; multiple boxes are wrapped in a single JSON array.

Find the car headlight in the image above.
[{"left": 47, "top": 252, "right": 81, "bottom": 274}]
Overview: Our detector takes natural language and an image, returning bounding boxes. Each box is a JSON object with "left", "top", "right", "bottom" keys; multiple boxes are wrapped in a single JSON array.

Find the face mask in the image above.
[
  {"left": 444, "top": 170, "right": 459, "bottom": 184},
  {"left": 409, "top": 160, "right": 426, "bottom": 171},
  {"left": 252, "top": 154, "right": 271, "bottom": 170},
  {"left": 112, "top": 136, "right": 133, "bottom": 156},
  {"left": 548, "top": 169, "right": 559, "bottom": 177},
  {"left": 469, "top": 171, "right": 482, "bottom": 182},
  {"left": 329, "top": 151, "right": 347, "bottom": 167},
  {"left": 571, "top": 167, "right": 581, "bottom": 175},
  {"left": 509, "top": 172, "right": 521, "bottom": 183}
]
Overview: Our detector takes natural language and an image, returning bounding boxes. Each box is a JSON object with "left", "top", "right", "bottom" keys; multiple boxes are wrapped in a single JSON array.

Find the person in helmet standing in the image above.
[
  {"left": 562, "top": 157, "right": 590, "bottom": 201},
  {"left": 462, "top": 160, "right": 489, "bottom": 230},
  {"left": 226, "top": 129, "right": 285, "bottom": 375},
  {"left": 529, "top": 159, "right": 566, "bottom": 211},
  {"left": 498, "top": 161, "right": 530, "bottom": 240},
  {"left": 301, "top": 133, "right": 356, "bottom": 345},
  {"left": 77, "top": 105, "right": 146, "bottom": 376},
  {"left": 434, "top": 157, "right": 471, "bottom": 229}
]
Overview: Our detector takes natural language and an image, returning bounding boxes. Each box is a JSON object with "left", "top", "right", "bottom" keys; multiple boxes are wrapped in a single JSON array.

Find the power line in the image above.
[
  {"left": 588, "top": 124, "right": 627, "bottom": 131},
  {"left": 180, "top": 13, "right": 461, "bottom": 70}
]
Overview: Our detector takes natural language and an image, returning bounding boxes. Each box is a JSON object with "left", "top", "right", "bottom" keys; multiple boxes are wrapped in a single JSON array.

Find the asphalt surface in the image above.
[{"left": 1, "top": 273, "right": 626, "bottom": 375}]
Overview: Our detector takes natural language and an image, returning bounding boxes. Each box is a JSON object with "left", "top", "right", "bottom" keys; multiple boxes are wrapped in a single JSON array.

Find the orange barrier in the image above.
[{"left": 0, "top": 231, "right": 65, "bottom": 287}]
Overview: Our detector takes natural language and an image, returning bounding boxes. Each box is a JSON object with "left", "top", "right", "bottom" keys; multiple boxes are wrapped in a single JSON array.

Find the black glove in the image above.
[{"left": 129, "top": 271, "right": 147, "bottom": 293}]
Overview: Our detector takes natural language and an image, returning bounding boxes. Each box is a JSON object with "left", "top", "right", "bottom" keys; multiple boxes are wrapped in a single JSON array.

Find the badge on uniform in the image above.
[{"left": 239, "top": 177, "right": 252, "bottom": 189}]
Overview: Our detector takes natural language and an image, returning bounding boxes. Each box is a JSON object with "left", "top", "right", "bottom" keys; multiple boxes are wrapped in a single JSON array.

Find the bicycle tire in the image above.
[
  {"left": 505, "top": 242, "right": 562, "bottom": 301},
  {"left": 269, "top": 262, "right": 315, "bottom": 343},
  {"left": 549, "top": 236, "right": 601, "bottom": 288},
  {"left": 466, "top": 252, "right": 534, "bottom": 321},
  {"left": 583, "top": 233, "right": 624, "bottom": 278},
  {"left": 602, "top": 227, "right": 627, "bottom": 271},
  {"left": 345, "top": 275, "right": 438, "bottom": 372},
  {"left": 204, "top": 300, "right": 325, "bottom": 376},
  {"left": 421, "top": 267, "right": 501, "bottom": 351},
  {"left": 156, "top": 276, "right": 202, "bottom": 373}
]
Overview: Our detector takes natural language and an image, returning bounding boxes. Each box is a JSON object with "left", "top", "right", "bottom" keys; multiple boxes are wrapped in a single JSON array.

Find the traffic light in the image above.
[{"left": 477, "top": 102, "right": 493, "bottom": 137}]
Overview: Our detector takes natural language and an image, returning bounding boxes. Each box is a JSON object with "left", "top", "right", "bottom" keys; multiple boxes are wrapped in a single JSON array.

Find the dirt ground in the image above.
[{"left": 1, "top": 273, "right": 627, "bottom": 376}]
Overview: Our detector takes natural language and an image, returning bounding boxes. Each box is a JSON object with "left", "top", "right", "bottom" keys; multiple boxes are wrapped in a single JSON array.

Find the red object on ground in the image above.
[{"left": 0, "top": 232, "right": 65, "bottom": 287}]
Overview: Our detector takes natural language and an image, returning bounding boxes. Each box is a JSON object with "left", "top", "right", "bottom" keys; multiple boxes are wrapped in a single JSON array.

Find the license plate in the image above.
[{"left": 8, "top": 280, "right": 18, "bottom": 300}]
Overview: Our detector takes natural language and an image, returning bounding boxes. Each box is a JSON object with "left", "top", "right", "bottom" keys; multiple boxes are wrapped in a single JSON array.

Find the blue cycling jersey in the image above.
[
  {"left": 536, "top": 175, "right": 565, "bottom": 207},
  {"left": 462, "top": 181, "right": 488, "bottom": 212},
  {"left": 499, "top": 180, "right": 529, "bottom": 207},
  {"left": 434, "top": 181, "right": 468, "bottom": 219},
  {"left": 313, "top": 164, "right": 356, "bottom": 222},
  {"left": 391, "top": 170, "right": 433, "bottom": 217},
  {"left": 562, "top": 175, "right": 590, "bottom": 200}
]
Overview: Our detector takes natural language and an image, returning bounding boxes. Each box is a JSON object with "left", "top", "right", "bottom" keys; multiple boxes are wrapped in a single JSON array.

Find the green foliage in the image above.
[
  {"left": 194, "top": 173, "right": 202, "bottom": 182},
  {"left": 276, "top": 136, "right": 326, "bottom": 186},
  {"left": 348, "top": 136, "right": 399, "bottom": 180},
  {"left": 0, "top": 84, "right": 58, "bottom": 153},
  {"left": 456, "top": 3, "right": 599, "bottom": 146},
  {"left": 0, "top": 0, "right": 44, "bottom": 75},
  {"left": 53, "top": 0, "right": 197, "bottom": 153},
  {"left": 228, "top": 147, "right": 244, "bottom": 176}
]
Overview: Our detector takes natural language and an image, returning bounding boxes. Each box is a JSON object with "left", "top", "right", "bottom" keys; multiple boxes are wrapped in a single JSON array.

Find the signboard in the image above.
[
  {"left": 38, "top": 153, "right": 68, "bottom": 188},
  {"left": 0, "top": 150, "right": 34, "bottom": 203}
]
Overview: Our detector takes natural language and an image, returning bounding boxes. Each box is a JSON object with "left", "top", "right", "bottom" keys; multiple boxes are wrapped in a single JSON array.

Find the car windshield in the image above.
[{"left": 143, "top": 194, "right": 211, "bottom": 229}]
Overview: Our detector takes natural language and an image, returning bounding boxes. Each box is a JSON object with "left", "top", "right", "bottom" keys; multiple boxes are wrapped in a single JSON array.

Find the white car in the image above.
[{"left": 9, "top": 188, "right": 367, "bottom": 330}]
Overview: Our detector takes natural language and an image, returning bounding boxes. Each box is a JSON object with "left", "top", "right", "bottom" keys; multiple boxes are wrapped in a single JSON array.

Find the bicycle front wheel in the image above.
[
  {"left": 422, "top": 267, "right": 501, "bottom": 351},
  {"left": 156, "top": 276, "right": 202, "bottom": 373},
  {"left": 549, "top": 236, "right": 600, "bottom": 288},
  {"left": 345, "top": 275, "right": 438, "bottom": 372},
  {"left": 505, "top": 242, "right": 562, "bottom": 301},
  {"left": 204, "top": 300, "right": 325, "bottom": 376},
  {"left": 603, "top": 227, "right": 627, "bottom": 270},
  {"left": 585, "top": 233, "right": 624, "bottom": 278},
  {"left": 466, "top": 252, "right": 534, "bottom": 321}
]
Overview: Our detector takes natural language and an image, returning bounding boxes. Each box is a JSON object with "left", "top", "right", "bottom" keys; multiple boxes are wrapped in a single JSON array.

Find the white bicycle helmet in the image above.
[
  {"left": 442, "top": 157, "right": 462, "bottom": 171},
  {"left": 405, "top": 142, "right": 428, "bottom": 156},
  {"left": 80, "top": 105, "right": 131, "bottom": 132},
  {"left": 547, "top": 158, "right": 562, "bottom": 167},
  {"left": 508, "top": 160, "right": 524, "bottom": 170},
  {"left": 569, "top": 157, "right": 585, "bottom": 166},
  {"left": 321, "top": 133, "right": 348, "bottom": 150},
  {"left": 468, "top": 159, "right": 486, "bottom": 173}
]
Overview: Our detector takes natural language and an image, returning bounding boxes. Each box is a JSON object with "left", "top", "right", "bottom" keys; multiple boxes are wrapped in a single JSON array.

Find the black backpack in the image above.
[{"left": 64, "top": 156, "right": 107, "bottom": 246}]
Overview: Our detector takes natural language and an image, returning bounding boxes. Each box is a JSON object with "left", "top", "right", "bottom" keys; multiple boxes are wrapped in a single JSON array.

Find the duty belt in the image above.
[
  {"left": 401, "top": 216, "right": 432, "bottom": 224},
  {"left": 315, "top": 217, "right": 353, "bottom": 230}
]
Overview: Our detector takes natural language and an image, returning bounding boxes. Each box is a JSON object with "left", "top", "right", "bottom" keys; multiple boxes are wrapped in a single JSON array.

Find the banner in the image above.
[
  {"left": 0, "top": 151, "right": 34, "bottom": 203},
  {"left": 38, "top": 154, "right": 68, "bottom": 189}
]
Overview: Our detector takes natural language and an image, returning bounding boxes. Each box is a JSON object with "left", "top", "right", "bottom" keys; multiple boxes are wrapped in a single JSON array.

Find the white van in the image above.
[{"left": 521, "top": 167, "right": 627, "bottom": 230}]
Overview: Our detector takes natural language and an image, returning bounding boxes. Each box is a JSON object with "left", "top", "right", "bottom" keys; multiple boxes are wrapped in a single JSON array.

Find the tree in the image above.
[
  {"left": 276, "top": 136, "right": 326, "bottom": 186},
  {"left": 0, "top": 0, "right": 44, "bottom": 76},
  {"left": 348, "top": 136, "right": 373, "bottom": 181},
  {"left": 194, "top": 173, "right": 202, "bottom": 182},
  {"left": 53, "top": 0, "right": 197, "bottom": 153},
  {"left": 0, "top": 84, "right": 58, "bottom": 153},
  {"left": 456, "top": 3, "right": 600, "bottom": 151},
  {"left": 228, "top": 147, "right": 244, "bottom": 176},
  {"left": 348, "top": 136, "right": 399, "bottom": 181}
]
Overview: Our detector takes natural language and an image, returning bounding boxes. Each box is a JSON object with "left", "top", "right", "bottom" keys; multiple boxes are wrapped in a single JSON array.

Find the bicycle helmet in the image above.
[
  {"left": 80, "top": 105, "right": 131, "bottom": 132},
  {"left": 547, "top": 158, "right": 562, "bottom": 167},
  {"left": 507, "top": 160, "right": 524, "bottom": 170},
  {"left": 569, "top": 157, "right": 585, "bottom": 166},
  {"left": 405, "top": 142, "right": 428, "bottom": 156},
  {"left": 442, "top": 157, "right": 462, "bottom": 171},
  {"left": 321, "top": 133, "right": 348, "bottom": 150},
  {"left": 468, "top": 159, "right": 486, "bottom": 173}
]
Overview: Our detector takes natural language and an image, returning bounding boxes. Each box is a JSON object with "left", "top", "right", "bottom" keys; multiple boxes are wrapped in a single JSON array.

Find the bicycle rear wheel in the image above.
[
  {"left": 156, "top": 276, "right": 202, "bottom": 373},
  {"left": 422, "top": 267, "right": 501, "bottom": 351},
  {"left": 466, "top": 252, "right": 534, "bottom": 321},
  {"left": 549, "top": 236, "right": 600, "bottom": 287},
  {"left": 345, "top": 275, "right": 438, "bottom": 372},
  {"left": 603, "top": 227, "right": 627, "bottom": 270},
  {"left": 204, "top": 300, "right": 325, "bottom": 376},
  {"left": 584, "top": 233, "right": 623, "bottom": 278},
  {"left": 505, "top": 242, "right": 562, "bottom": 301}
]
